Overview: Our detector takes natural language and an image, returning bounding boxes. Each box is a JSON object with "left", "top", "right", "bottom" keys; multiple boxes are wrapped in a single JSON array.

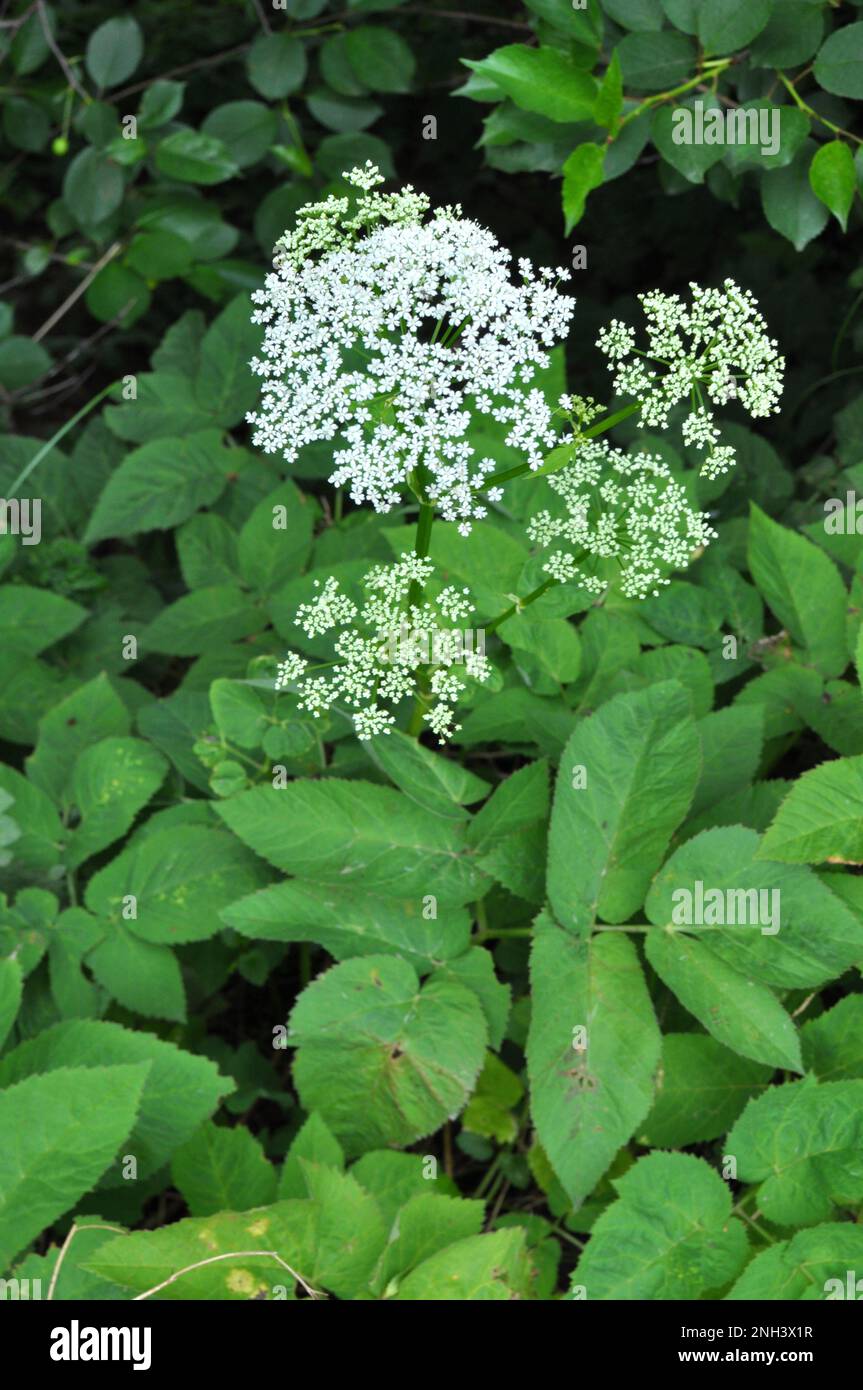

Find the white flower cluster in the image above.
[
  {"left": 248, "top": 164, "right": 575, "bottom": 534},
  {"left": 596, "top": 279, "right": 784, "bottom": 480},
  {"left": 275, "top": 554, "right": 492, "bottom": 743},
  {"left": 526, "top": 441, "right": 717, "bottom": 600}
]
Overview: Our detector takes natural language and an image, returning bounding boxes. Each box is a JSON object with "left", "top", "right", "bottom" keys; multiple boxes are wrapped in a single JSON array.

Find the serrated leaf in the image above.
[
  {"left": 748, "top": 504, "right": 847, "bottom": 677},
  {"left": 66, "top": 737, "right": 168, "bottom": 869},
  {"left": 85, "top": 431, "right": 233, "bottom": 544},
  {"left": 0, "top": 1064, "right": 148, "bottom": 1269},
  {"left": 574, "top": 1152, "right": 749, "bottom": 1298},
  {"left": 290, "top": 955, "right": 488, "bottom": 1156},
  {"left": 727, "top": 1079, "right": 863, "bottom": 1226},
  {"left": 171, "top": 1122, "right": 278, "bottom": 1216},
  {"left": 547, "top": 682, "right": 700, "bottom": 931},
  {"left": 760, "top": 756, "right": 863, "bottom": 864},
  {"left": 527, "top": 915, "right": 661, "bottom": 1206}
]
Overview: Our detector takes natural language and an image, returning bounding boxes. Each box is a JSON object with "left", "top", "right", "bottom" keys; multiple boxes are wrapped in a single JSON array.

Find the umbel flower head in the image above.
[
  {"left": 527, "top": 441, "right": 717, "bottom": 600},
  {"left": 248, "top": 163, "right": 575, "bottom": 534},
  {"left": 596, "top": 279, "right": 784, "bottom": 480},
  {"left": 275, "top": 553, "right": 491, "bottom": 743}
]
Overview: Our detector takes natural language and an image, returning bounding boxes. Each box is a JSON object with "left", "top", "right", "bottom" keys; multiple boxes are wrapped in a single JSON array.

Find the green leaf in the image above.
[
  {"left": 344, "top": 27, "right": 415, "bottom": 92},
  {"left": 644, "top": 928, "right": 803, "bottom": 1072},
  {"left": 63, "top": 148, "right": 124, "bottom": 227},
  {"left": 201, "top": 101, "right": 279, "bottom": 169},
  {"left": 279, "top": 1113, "right": 344, "bottom": 1199},
  {"left": 125, "top": 231, "right": 193, "bottom": 281},
  {"left": 83, "top": 1203, "right": 317, "bottom": 1300},
  {"left": 617, "top": 31, "right": 695, "bottom": 91},
  {"left": 138, "top": 79, "right": 185, "bottom": 129},
  {"left": 85, "top": 825, "right": 270, "bottom": 944},
  {"left": 594, "top": 51, "right": 623, "bottom": 126},
  {"left": 652, "top": 98, "right": 727, "bottom": 184},
  {"left": 364, "top": 728, "right": 489, "bottom": 821},
  {"left": 394, "top": 1228, "right": 531, "bottom": 1300},
  {"left": 750, "top": 1, "right": 824, "bottom": 68},
  {"left": 547, "top": 682, "right": 700, "bottom": 931},
  {"left": 0, "top": 584, "right": 86, "bottom": 656},
  {"left": 647, "top": 825, "right": 863, "bottom": 988},
  {"left": 104, "top": 372, "right": 214, "bottom": 442},
  {"left": 0, "top": 764, "right": 63, "bottom": 878},
  {"left": 172, "top": 1122, "right": 278, "bottom": 1216},
  {"left": 727, "top": 1078, "right": 863, "bottom": 1225},
  {"left": 0, "top": 337, "right": 52, "bottom": 390},
  {"left": 374, "top": 1192, "right": 484, "bottom": 1294},
  {"left": 222, "top": 879, "right": 471, "bottom": 971},
  {"left": 801, "top": 996, "right": 863, "bottom": 1080},
  {"left": 65, "top": 737, "right": 168, "bottom": 869},
  {"left": 814, "top": 21, "right": 863, "bottom": 98},
  {"left": 640, "top": 1034, "right": 771, "bottom": 1147},
  {"left": 748, "top": 504, "right": 847, "bottom": 677},
  {"left": 85, "top": 430, "right": 233, "bottom": 544},
  {"left": 0, "top": 1064, "right": 148, "bottom": 1270},
  {"left": 527, "top": 916, "right": 661, "bottom": 1206},
  {"left": 728, "top": 1224, "right": 863, "bottom": 1300},
  {"left": 87, "top": 924, "right": 185, "bottom": 1022},
  {"left": 573, "top": 1153, "right": 748, "bottom": 1299},
  {"left": 238, "top": 480, "right": 314, "bottom": 595},
  {"left": 462, "top": 45, "right": 597, "bottom": 123},
  {"left": 759, "top": 756, "right": 863, "bottom": 864},
  {"left": 216, "top": 780, "right": 483, "bottom": 907},
  {"left": 143, "top": 585, "right": 266, "bottom": 656},
  {"left": 155, "top": 130, "right": 239, "bottom": 185},
  {"left": 290, "top": 955, "right": 488, "bottom": 1155},
  {"left": 561, "top": 143, "right": 605, "bottom": 233},
  {"left": 761, "top": 145, "right": 830, "bottom": 250},
  {"left": 0, "top": 958, "right": 22, "bottom": 1052},
  {"left": 85, "top": 18, "right": 143, "bottom": 88},
  {"left": 194, "top": 293, "right": 264, "bottom": 427},
  {"left": 698, "top": 0, "right": 771, "bottom": 55},
  {"left": 690, "top": 706, "right": 763, "bottom": 816},
  {"left": 247, "top": 33, "right": 308, "bottom": 99},
  {"left": 603, "top": 0, "right": 664, "bottom": 30},
  {"left": 809, "top": 140, "right": 856, "bottom": 231},
  {"left": 27, "top": 673, "right": 129, "bottom": 808},
  {"left": 0, "top": 1019, "right": 233, "bottom": 1184}
]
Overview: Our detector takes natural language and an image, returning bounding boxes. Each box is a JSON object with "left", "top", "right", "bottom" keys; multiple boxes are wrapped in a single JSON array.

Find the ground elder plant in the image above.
[{"left": 2, "top": 8, "right": 863, "bottom": 1305}]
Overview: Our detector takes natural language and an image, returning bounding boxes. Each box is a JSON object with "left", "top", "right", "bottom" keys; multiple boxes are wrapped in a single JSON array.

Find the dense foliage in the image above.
[{"left": 1, "top": 0, "right": 863, "bottom": 1303}]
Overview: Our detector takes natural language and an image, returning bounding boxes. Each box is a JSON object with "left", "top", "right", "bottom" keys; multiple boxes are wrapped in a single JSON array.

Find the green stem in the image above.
[
  {"left": 619, "top": 60, "right": 733, "bottom": 130},
  {"left": 8, "top": 379, "right": 119, "bottom": 496},
  {"left": 484, "top": 400, "right": 642, "bottom": 488},
  {"left": 485, "top": 576, "right": 557, "bottom": 634},
  {"left": 406, "top": 496, "right": 436, "bottom": 736},
  {"left": 474, "top": 927, "right": 533, "bottom": 943},
  {"left": 776, "top": 70, "right": 863, "bottom": 146}
]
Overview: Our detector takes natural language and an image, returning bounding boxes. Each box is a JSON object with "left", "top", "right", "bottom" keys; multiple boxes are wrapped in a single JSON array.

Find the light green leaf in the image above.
[
  {"left": 748, "top": 503, "right": 847, "bottom": 677},
  {"left": 644, "top": 928, "right": 803, "bottom": 1072},
  {"left": 279, "top": 1113, "right": 344, "bottom": 1199},
  {"left": 0, "top": 584, "right": 86, "bottom": 656},
  {"left": 0, "top": 1019, "right": 233, "bottom": 1184},
  {"left": 561, "top": 143, "right": 605, "bottom": 233},
  {"left": 640, "top": 1034, "right": 771, "bottom": 1147},
  {"left": 238, "top": 480, "right": 314, "bottom": 595},
  {"left": 143, "top": 585, "right": 266, "bottom": 656},
  {"left": 462, "top": 45, "right": 597, "bottom": 123},
  {"left": 85, "top": 825, "right": 270, "bottom": 944},
  {"left": 26, "top": 673, "right": 129, "bottom": 808},
  {"left": 87, "top": 924, "right": 185, "bottom": 1022},
  {"left": 394, "top": 1228, "right": 531, "bottom": 1300},
  {"left": 216, "top": 780, "right": 483, "bottom": 906},
  {"left": 759, "top": 756, "right": 863, "bottom": 864},
  {"left": 290, "top": 955, "right": 488, "bottom": 1155},
  {"left": 727, "top": 1079, "right": 863, "bottom": 1226},
  {"left": 574, "top": 1152, "right": 749, "bottom": 1298},
  {"left": 809, "top": 140, "right": 856, "bottom": 231},
  {"left": 171, "top": 1122, "right": 278, "bottom": 1216},
  {"left": 66, "top": 737, "right": 167, "bottom": 869},
  {"left": 728, "top": 1224, "right": 863, "bottom": 1300},
  {"left": 0, "top": 1064, "right": 148, "bottom": 1269},
  {"left": 85, "top": 430, "right": 233, "bottom": 544},
  {"left": 528, "top": 916, "right": 661, "bottom": 1205},
  {"left": 547, "top": 682, "right": 700, "bottom": 931}
]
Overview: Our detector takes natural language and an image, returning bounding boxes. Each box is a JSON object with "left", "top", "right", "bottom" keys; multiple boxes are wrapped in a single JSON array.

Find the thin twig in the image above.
[
  {"left": 32, "top": 241, "right": 121, "bottom": 343},
  {"left": 132, "top": 1250, "right": 324, "bottom": 1301},
  {"left": 37, "top": 0, "right": 88, "bottom": 100},
  {"left": 47, "top": 1222, "right": 127, "bottom": 1300},
  {"left": 109, "top": 44, "right": 251, "bottom": 102}
]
